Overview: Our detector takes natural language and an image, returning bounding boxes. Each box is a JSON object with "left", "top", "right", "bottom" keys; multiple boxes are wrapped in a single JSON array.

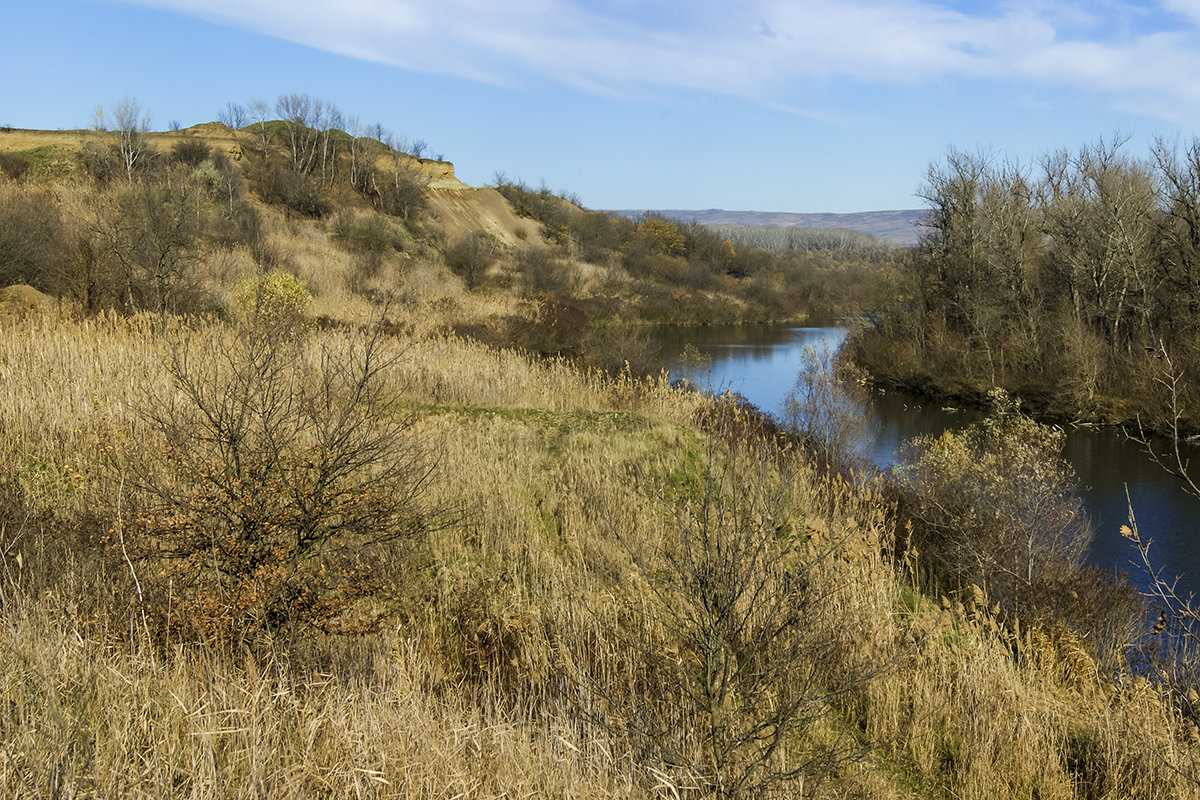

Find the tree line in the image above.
[
  {"left": 850, "top": 136, "right": 1200, "bottom": 432},
  {"left": 488, "top": 178, "right": 898, "bottom": 322}
]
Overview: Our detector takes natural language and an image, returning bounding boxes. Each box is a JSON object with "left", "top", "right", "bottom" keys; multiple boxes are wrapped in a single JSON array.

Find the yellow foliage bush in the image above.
[
  {"left": 229, "top": 270, "right": 311, "bottom": 329},
  {"left": 635, "top": 216, "right": 687, "bottom": 257}
]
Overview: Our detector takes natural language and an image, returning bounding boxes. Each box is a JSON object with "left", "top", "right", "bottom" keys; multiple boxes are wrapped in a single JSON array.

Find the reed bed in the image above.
[
  {"left": 0, "top": 595, "right": 628, "bottom": 799},
  {"left": 1, "top": 309, "right": 1199, "bottom": 798}
]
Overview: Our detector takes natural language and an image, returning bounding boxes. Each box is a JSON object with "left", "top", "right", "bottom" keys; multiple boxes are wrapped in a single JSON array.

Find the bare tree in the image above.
[
  {"left": 218, "top": 101, "right": 248, "bottom": 132},
  {"left": 91, "top": 179, "right": 201, "bottom": 317},
  {"left": 100, "top": 97, "right": 152, "bottom": 182},
  {"left": 781, "top": 339, "right": 874, "bottom": 473},
  {"left": 378, "top": 131, "right": 429, "bottom": 219},
  {"left": 569, "top": 404, "right": 881, "bottom": 798},
  {"left": 345, "top": 115, "right": 365, "bottom": 189},
  {"left": 1153, "top": 136, "right": 1200, "bottom": 332},
  {"left": 276, "top": 93, "right": 324, "bottom": 175},
  {"left": 111, "top": 303, "right": 446, "bottom": 647},
  {"left": 248, "top": 97, "right": 272, "bottom": 154},
  {"left": 319, "top": 102, "right": 342, "bottom": 186}
]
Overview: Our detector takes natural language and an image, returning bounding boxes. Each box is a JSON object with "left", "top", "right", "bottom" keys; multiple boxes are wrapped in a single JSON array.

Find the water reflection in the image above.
[
  {"left": 658, "top": 325, "right": 846, "bottom": 407},
  {"left": 657, "top": 324, "right": 1200, "bottom": 597}
]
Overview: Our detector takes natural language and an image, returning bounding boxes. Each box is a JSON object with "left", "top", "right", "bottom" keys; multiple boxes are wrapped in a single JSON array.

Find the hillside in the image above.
[
  {"left": 611, "top": 208, "right": 924, "bottom": 246},
  {"left": 0, "top": 121, "right": 894, "bottom": 369},
  {"left": 1, "top": 113, "right": 1198, "bottom": 799}
]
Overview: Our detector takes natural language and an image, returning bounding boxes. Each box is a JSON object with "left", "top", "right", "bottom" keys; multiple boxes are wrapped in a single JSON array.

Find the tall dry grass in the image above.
[
  {"left": 1, "top": 308, "right": 1199, "bottom": 797},
  {"left": 0, "top": 592, "right": 629, "bottom": 799}
]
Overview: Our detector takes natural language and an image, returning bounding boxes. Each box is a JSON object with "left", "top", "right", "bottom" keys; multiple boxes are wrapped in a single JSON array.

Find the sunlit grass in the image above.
[{"left": 0, "top": 297, "right": 1197, "bottom": 797}]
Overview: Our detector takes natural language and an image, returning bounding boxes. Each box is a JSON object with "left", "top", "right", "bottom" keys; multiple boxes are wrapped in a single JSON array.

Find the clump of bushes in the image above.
[
  {"left": 894, "top": 391, "right": 1141, "bottom": 670},
  {"left": 230, "top": 270, "right": 311, "bottom": 328}
]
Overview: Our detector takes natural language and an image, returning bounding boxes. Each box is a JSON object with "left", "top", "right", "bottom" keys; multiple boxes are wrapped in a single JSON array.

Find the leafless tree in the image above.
[
  {"left": 780, "top": 339, "right": 874, "bottom": 473},
  {"left": 276, "top": 93, "right": 324, "bottom": 175},
  {"left": 218, "top": 101, "right": 248, "bottom": 132},
  {"left": 248, "top": 97, "right": 272, "bottom": 154},
  {"left": 1127, "top": 343, "right": 1200, "bottom": 690},
  {"left": 112, "top": 306, "right": 447, "bottom": 647},
  {"left": 100, "top": 97, "right": 152, "bottom": 182},
  {"left": 569, "top": 404, "right": 883, "bottom": 798}
]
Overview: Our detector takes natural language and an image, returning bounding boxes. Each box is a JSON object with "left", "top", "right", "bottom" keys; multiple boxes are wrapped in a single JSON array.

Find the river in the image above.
[{"left": 655, "top": 323, "right": 1200, "bottom": 598}]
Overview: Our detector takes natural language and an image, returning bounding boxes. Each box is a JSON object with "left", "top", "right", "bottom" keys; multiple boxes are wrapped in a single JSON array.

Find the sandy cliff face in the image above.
[
  {"left": 414, "top": 160, "right": 543, "bottom": 246},
  {"left": 424, "top": 183, "right": 543, "bottom": 246},
  {"left": 414, "top": 158, "right": 461, "bottom": 189}
]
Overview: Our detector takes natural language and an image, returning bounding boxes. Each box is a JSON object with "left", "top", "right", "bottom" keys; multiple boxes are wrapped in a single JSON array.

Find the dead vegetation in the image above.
[
  {"left": 1, "top": 117, "right": 1198, "bottom": 798},
  {"left": 0, "top": 305, "right": 1198, "bottom": 798}
]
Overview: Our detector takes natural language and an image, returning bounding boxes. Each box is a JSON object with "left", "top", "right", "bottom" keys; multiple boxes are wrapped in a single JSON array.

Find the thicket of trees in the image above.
[
  {"left": 0, "top": 97, "right": 894, "bottom": 345},
  {"left": 851, "top": 137, "right": 1200, "bottom": 432},
  {"left": 492, "top": 178, "right": 897, "bottom": 323},
  {"left": 0, "top": 94, "right": 433, "bottom": 317},
  {"left": 1, "top": 143, "right": 251, "bottom": 315}
]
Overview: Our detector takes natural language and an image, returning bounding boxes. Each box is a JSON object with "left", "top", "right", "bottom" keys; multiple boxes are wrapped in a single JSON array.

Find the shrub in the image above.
[
  {"left": 110, "top": 312, "right": 440, "bottom": 648},
  {"left": 896, "top": 391, "right": 1092, "bottom": 614},
  {"left": 444, "top": 232, "right": 498, "bottom": 290},
  {"left": 230, "top": 270, "right": 311, "bottom": 329},
  {"left": 252, "top": 161, "right": 330, "bottom": 218},
  {"left": 570, "top": 424, "right": 876, "bottom": 798},
  {"left": 378, "top": 169, "right": 428, "bottom": 220},
  {"left": 0, "top": 185, "right": 68, "bottom": 292},
  {"left": 516, "top": 246, "right": 576, "bottom": 296},
  {"left": 78, "top": 141, "right": 117, "bottom": 182},
  {"left": 780, "top": 340, "right": 874, "bottom": 475},
  {"left": 635, "top": 215, "right": 687, "bottom": 256},
  {"left": 0, "top": 152, "right": 31, "bottom": 180},
  {"left": 170, "top": 138, "right": 211, "bottom": 168}
]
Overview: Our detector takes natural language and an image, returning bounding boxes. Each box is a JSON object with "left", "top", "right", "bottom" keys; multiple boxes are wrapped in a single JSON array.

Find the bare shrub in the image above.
[
  {"left": 569, "top": 410, "right": 879, "bottom": 798},
  {"left": 108, "top": 309, "right": 443, "bottom": 648},
  {"left": 169, "top": 137, "right": 210, "bottom": 168},
  {"left": 781, "top": 339, "right": 874, "bottom": 474},
  {"left": 516, "top": 246, "right": 577, "bottom": 296},
  {"left": 895, "top": 391, "right": 1109, "bottom": 626},
  {"left": 0, "top": 152, "right": 31, "bottom": 180},
  {"left": 0, "top": 184, "right": 68, "bottom": 293},
  {"left": 444, "top": 231, "right": 499, "bottom": 290}
]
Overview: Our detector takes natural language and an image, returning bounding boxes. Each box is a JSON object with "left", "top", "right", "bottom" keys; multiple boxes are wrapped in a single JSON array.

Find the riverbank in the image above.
[
  {"left": 653, "top": 320, "right": 1200, "bottom": 599},
  {"left": 1, "top": 311, "right": 1198, "bottom": 797},
  {"left": 843, "top": 324, "right": 1200, "bottom": 440}
]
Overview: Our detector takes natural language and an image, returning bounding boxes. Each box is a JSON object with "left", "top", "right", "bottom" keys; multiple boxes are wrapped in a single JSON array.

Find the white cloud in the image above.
[
  {"left": 118, "top": 0, "right": 1200, "bottom": 123},
  {"left": 1161, "top": 0, "right": 1200, "bottom": 25}
]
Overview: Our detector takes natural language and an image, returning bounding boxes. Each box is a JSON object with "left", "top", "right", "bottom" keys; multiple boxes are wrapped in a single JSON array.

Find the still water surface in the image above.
[{"left": 655, "top": 324, "right": 1200, "bottom": 597}]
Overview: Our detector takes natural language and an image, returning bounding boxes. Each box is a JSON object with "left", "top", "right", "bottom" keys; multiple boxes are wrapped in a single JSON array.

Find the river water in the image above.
[{"left": 655, "top": 324, "right": 1200, "bottom": 597}]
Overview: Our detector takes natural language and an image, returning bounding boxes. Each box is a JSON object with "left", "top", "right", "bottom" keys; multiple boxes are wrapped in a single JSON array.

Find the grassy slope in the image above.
[
  {"left": 0, "top": 128, "right": 1197, "bottom": 798},
  {"left": 0, "top": 310, "right": 1196, "bottom": 798}
]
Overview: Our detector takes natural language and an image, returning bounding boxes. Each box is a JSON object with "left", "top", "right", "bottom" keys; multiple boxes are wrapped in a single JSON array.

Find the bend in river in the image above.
[{"left": 653, "top": 323, "right": 1200, "bottom": 599}]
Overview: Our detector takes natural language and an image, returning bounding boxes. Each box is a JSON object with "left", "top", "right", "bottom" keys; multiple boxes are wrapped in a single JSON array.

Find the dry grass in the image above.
[
  {"left": 0, "top": 595, "right": 628, "bottom": 799},
  {"left": 1, "top": 306, "right": 1199, "bottom": 797}
]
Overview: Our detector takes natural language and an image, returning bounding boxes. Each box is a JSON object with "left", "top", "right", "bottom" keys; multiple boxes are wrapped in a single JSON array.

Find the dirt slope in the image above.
[{"left": 425, "top": 186, "right": 542, "bottom": 246}]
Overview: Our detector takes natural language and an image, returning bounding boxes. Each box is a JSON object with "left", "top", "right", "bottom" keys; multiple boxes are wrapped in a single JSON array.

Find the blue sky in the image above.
[{"left": 5, "top": 0, "right": 1200, "bottom": 212}]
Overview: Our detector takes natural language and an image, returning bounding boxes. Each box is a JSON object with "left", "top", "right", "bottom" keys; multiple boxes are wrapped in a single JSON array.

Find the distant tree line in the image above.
[
  {"left": 707, "top": 224, "right": 892, "bottom": 258},
  {"left": 850, "top": 137, "right": 1200, "bottom": 432},
  {"left": 490, "top": 178, "right": 898, "bottom": 323}
]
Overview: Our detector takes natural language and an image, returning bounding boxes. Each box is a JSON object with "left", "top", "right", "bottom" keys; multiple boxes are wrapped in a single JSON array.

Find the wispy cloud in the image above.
[{"left": 118, "top": 0, "right": 1200, "bottom": 122}]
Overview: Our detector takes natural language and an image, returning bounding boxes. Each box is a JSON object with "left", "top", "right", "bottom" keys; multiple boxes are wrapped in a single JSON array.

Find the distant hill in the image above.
[{"left": 610, "top": 208, "right": 925, "bottom": 247}]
